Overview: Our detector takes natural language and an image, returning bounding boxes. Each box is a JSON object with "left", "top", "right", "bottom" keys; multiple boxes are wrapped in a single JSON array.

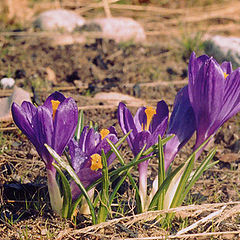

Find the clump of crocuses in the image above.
[
  {"left": 11, "top": 52, "right": 240, "bottom": 222},
  {"left": 12, "top": 91, "right": 78, "bottom": 214}
]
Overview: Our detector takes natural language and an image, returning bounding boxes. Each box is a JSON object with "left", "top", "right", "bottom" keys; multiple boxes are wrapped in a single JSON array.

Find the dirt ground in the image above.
[{"left": 0, "top": 1, "right": 240, "bottom": 239}]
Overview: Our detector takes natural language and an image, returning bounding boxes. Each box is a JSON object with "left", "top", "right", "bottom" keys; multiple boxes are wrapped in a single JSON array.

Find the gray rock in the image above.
[
  {"left": 0, "top": 77, "right": 15, "bottom": 89},
  {"left": 204, "top": 35, "right": 240, "bottom": 68},
  {"left": 78, "top": 17, "right": 146, "bottom": 43},
  {"left": 33, "top": 9, "right": 85, "bottom": 32}
]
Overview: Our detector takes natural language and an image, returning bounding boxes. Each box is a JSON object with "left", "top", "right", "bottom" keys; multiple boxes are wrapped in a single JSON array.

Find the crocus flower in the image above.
[
  {"left": 11, "top": 91, "right": 78, "bottom": 214},
  {"left": 118, "top": 101, "right": 169, "bottom": 210},
  {"left": 69, "top": 126, "right": 118, "bottom": 202},
  {"left": 188, "top": 52, "right": 240, "bottom": 151}
]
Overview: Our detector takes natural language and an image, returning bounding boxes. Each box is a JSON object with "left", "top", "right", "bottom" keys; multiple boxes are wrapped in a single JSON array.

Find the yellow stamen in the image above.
[
  {"left": 51, "top": 100, "right": 60, "bottom": 120},
  {"left": 100, "top": 128, "right": 110, "bottom": 140},
  {"left": 224, "top": 72, "right": 229, "bottom": 79},
  {"left": 145, "top": 107, "right": 156, "bottom": 131},
  {"left": 90, "top": 153, "right": 102, "bottom": 171}
]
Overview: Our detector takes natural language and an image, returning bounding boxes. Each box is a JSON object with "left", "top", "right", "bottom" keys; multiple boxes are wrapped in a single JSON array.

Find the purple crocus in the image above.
[
  {"left": 118, "top": 101, "right": 169, "bottom": 210},
  {"left": 69, "top": 126, "right": 118, "bottom": 201},
  {"left": 11, "top": 91, "right": 78, "bottom": 214},
  {"left": 188, "top": 52, "right": 240, "bottom": 151}
]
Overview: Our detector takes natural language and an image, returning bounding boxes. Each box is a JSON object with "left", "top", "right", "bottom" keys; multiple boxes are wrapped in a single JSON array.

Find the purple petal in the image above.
[
  {"left": 134, "top": 107, "right": 146, "bottom": 132},
  {"left": 43, "top": 91, "right": 66, "bottom": 113},
  {"left": 21, "top": 101, "right": 37, "bottom": 123},
  {"left": 118, "top": 102, "right": 138, "bottom": 150},
  {"left": 11, "top": 102, "right": 38, "bottom": 148},
  {"left": 151, "top": 100, "right": 169, "bottom": 133},
  {"left": 108, "top": 126, "right": 118, "bottom": 136},
  {"left": 189, "top": 57, "right": 225, "bottom": 144},
  {"left": 68, "top": 139, "right": 88, "bottom": 173},
  {"left": 221, "top": 61, "right": 232, "bottom": 75},
  {"left": 85, "top": 128, "right": 98, "bottom": 156},
  {"left": 71, "top": 168, "right": 102, "bottom": 201},
  {"left": 32, "top": 106, "right": 54, "bottom": 168},
  {"left": 96, "top": 133, "right": 118, "bottom": 165},
  {"left": 215, "top": 68, "right": 240, "bottom": 130},
  {"left": 52, "top": 97, "right": 78, "bottom": 155},
  {"left": 132, "top": 131, "right": 151, "bottom": 157},
  {"left": 165, "top": 86, "right": 196, "bottom": 169},
  {"left": 150, "top": 115, "right": 168, "bottom": 145},
  {"left": 188, "top": 52, "right": 210, "bottom": 87}
]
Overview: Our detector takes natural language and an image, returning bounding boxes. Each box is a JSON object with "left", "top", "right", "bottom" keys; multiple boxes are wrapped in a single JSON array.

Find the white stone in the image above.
[
  {"left": 33, "top": 9, "right": 85, "bottom": 32},
  {"left": 0, "top": 86, "right": 31, "bottom": 122},
  {"left": 94, "top": 92, "right": 145, "bottom": 106},
  {"left": 82, "top": 17, "right": 146, "bottom": 43},
  {"left": 0, "top": 77, "right": 15, "bottom": 89},
  {"left": 205, "top": 35, "right": 240, "bottom": 66}
]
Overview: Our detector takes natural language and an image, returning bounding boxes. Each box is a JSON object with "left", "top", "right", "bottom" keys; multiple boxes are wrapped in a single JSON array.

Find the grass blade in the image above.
[
  {"left": 157, "top": 135, "right": 165, "bottom": 210},
  {"left": 107, "top": 139, "right": 146, "bottom": 213},
  {"left": 180, "top": 148, "right": 216, "bottom": 204},
  {"left": 97, "top": 150, "right": 110, "bottom": 223},
  {"left": 169, "top": 154, "right": 195, "bottom": 209},
  {"left": 75, "top": 110, "right": 84, "bottom": 141},
  {"left": 148, "top": 163, "right": 184, "bottom": 211}
]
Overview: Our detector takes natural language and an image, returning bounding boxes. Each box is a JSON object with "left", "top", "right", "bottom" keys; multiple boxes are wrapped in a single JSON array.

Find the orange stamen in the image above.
[
  {"left": 100, "top": 128, "right": 110, "bottom": 140},
  {"left": 224, "top": 72, "right": 229, "bottom": 79},
  {"left": 90, "top": 153, "right": 102, "bottom": 171},
  {"left": 51, "top": 100, "right": 60, "bottom": 120},
  {"left": 145, "top": 107, "right": 156, "bottom": 131}
]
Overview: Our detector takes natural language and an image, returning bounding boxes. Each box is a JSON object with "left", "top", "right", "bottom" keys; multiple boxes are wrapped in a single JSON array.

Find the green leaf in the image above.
[
  {"left": 169, "top": 135, "right": 215, "bottom": 209},
  {"left": 179, "top": 148, "right": 216, "bottom": 204},
  {"left": 77, "top": 154, "right": 153, "bottom": 205},
  {"left": 97, "top": 150, "right": 110, "bottom": 223},
  {"left": 148, "top": 163, "right": 184, "bottom": 211},
  {"left": 75, "top": 110, "right": 84, "bottom": 141},
  {"left": 52, "top": 162, "right": 72, "bottom": 218},
  {"left": 105, "top": 130, "right": 132, "bottom": 160},
  {"left": 107, "top": 139, "right": 145, "bottom": 213},
  {"left": 45, "top": 144, "right": 96, "bottom": 224},
  {"left": 157, "top": 135, "right": 165, "bottom": 210},
  {"left": 169, "top": 153, "right": 195, "bottom": 209}
]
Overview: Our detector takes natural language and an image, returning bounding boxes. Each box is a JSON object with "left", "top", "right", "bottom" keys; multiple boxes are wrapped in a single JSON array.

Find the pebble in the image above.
[
  {"left": 79, "top": 17, "right": 146, "bottom": 43},
  {"left": 204, "top": 35, "right": 240, "bottom": 66},
  {"left": 94, "top": 92, "right": 146, "bottom": 106},
  {"left": 0, "top": 77, "right": 15, "bottom": 89},
  {"left": 33, "top": 9, "right": 85, "bottom": 32}
]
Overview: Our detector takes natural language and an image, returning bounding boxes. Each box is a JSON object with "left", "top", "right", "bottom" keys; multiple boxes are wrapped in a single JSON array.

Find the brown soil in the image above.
[{"left": 0, "top": 1, "right": 240, "bottom": 239}]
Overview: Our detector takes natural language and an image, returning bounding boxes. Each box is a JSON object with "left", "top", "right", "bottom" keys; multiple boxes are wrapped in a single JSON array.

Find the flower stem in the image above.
[
  {"left": 47, "top": 169, "right": 63, "bottom": 215},
  {"left": 138, "top": 164, "right": 148, "bottom": 212}
]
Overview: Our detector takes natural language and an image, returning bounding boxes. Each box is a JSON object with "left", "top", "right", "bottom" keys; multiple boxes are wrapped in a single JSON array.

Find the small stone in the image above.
[
  {"left": 94, "top": 92, "right": 145, "bottom": 106},
  {"left": 45, "top": 67, "right": 57, "bottom": 85},
  {"left": 0, "top": 86, "right": 31, "bottom": 122},
  {"left": 218, "top": 153, "right": 240, "bottom": 163},
  {"left": 33, "top": 9, "right": 85, "bottom": 32},
  {"left": 0, "top": 77, "right": 15, "bottom": 89},
  {"left": 79, "top": 17, "right": 146, "bottom": 43},
  {"left": 204, "top": 35, "right": 240, "bottom": 66}
]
